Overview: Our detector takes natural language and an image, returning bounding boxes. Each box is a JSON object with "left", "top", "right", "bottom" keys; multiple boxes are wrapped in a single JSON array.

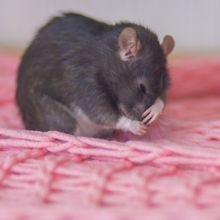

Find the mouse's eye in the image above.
[{"left": 139, "top": 83, "right": 146, "bottom": 94}]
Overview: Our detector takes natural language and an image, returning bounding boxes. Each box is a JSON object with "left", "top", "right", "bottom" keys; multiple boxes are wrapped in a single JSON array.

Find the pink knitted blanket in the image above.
[{"left": 0, "top": 54, "right": 220, "bottom": 220}]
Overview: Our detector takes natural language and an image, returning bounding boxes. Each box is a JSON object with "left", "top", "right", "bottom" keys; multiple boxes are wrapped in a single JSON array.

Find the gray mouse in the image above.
[{"left": 16, "top": 13, "right": 175, "bottom": 138}]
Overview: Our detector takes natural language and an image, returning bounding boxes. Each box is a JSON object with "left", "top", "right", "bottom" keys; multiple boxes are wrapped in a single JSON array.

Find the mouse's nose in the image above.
[
  {"left": 134, "top": 99, "right": 155, "bottom": 119},
  {"left": 133, "top": 103, "right": 147, "bottom": 119}
]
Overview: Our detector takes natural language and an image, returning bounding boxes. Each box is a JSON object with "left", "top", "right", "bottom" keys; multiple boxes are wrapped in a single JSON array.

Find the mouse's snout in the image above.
[
  {"left": 133, "top": 102, "right": 148, "bottom": 120},
  {"left": 133, "top": 99, "right": 155, "bottom": 120}
]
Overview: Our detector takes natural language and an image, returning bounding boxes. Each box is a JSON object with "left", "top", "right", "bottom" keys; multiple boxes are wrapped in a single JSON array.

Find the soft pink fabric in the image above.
[{"left": 0, "top": 54, "right": 219, "bottom": 220}]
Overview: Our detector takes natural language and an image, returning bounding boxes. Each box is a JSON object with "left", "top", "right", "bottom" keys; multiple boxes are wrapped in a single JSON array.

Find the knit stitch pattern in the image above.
[{"left": 0, "top": 54, "right": 220, "bottom": 220}]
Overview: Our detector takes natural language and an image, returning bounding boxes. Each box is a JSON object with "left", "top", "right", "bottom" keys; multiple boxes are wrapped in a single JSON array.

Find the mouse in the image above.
[{"left": 16, "top": 12, "right": 175, "bottom": 138}]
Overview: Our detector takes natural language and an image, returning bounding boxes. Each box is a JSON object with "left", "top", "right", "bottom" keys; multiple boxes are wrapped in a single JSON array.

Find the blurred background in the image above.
[{"left": 0, "top": 0, "right": 220, "bottom": 56}]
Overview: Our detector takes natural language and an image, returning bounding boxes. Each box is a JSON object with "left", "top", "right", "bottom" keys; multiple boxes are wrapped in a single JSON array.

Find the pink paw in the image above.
[
  {"left": 129, "top": 120, "right": 148, "bottom": 136},
  {"left": 142, "top": 98, "right": 164, "bottom": 125}
]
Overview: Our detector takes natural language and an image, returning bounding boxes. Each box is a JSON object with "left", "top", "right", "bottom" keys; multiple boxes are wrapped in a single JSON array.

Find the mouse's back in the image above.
[
  {"left": 17, "top": 13, "right": 111, "bottom": 92},
  {"left": 36, "top": 13, "right": 111, "bottom": 45}
]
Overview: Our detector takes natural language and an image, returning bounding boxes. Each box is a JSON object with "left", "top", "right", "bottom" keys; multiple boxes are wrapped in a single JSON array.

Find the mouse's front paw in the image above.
[
  {"left": 116, "top": 116, "right": 147, "bottom": 136},
  {"left": 129, "top": 120, "right": 148, "bottom": 136},
  {"left": 142, "top": 98, "right": 164, "bottom": 125}
]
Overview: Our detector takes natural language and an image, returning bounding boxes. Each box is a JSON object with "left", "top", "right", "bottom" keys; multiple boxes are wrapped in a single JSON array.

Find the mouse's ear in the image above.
[
  {"left": 118, "top": 27, "right": 141, "bottom": 61},
  {"left": 161, "top": 35, "right": 175, "bottom": 56}
]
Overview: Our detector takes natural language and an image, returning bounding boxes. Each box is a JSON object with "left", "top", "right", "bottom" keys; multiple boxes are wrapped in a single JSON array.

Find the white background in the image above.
[{"left": 0, "top": 0, "right": 220, "bottom": 52}]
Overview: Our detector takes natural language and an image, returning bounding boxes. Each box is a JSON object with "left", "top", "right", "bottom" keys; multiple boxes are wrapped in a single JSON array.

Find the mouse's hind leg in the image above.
[{"left": 22, "top": 93, "right": 77, "bottom": 134}]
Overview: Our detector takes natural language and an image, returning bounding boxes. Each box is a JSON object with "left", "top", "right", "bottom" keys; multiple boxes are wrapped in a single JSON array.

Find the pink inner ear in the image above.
[
  {"left": 161, "top": 35, "right": 175, "bottom": 56},
  {"left": 119, "top": 27, "right": 141, "bottom": 59},
  {"left": 119, "top": 27, "right": 137, "bottom": 50},
  {"left": 125, "top": 51, "right": 131, "bottom": 56},
  {"left": 125, "top": 42, "right": 135, "bottom": 55}
]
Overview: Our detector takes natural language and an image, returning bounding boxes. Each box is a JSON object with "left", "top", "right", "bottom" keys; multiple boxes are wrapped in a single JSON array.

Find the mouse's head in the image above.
[{"left": 111, "top": 25, "right": 175, "bottom": 120}]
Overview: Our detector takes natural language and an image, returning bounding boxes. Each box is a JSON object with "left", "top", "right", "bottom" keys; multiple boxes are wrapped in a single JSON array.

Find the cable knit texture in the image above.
[{"left": 0, "top": 54, "right": 220, "bottom": 220}]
